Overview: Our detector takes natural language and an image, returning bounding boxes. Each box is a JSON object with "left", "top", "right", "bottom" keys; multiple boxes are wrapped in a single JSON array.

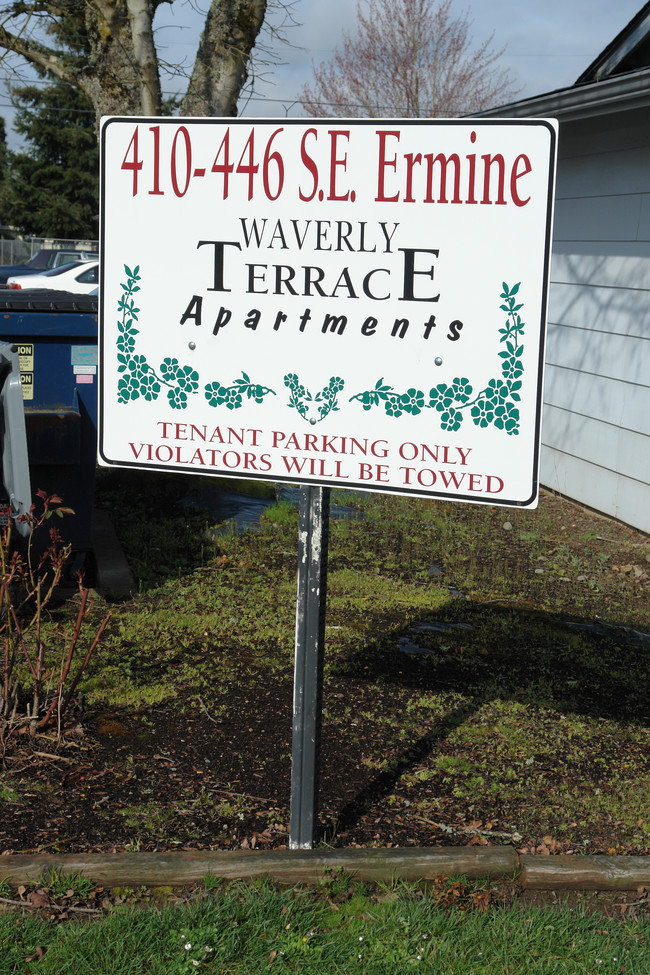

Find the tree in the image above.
[
  {"left": 0, "top": 0, "right": 274, "bottom": 129},
  {"left": 299, "top": 0, "right": 518, "bottom": 119},
  {"left": 0, "top": 80, "right": 98, "bottom": 238},
  {"left": 0, "top": 116, "right": 6, "bottom": 184}
]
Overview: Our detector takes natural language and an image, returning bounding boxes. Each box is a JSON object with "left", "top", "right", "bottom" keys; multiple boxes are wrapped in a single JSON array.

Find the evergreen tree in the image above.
[{"left": 0, "top": 81, "right": 98, "bottom": 238}]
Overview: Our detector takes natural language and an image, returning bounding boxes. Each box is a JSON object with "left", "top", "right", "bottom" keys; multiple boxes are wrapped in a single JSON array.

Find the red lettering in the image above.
[{"left": 375, "top": 130, "right": 400, "bottom": 202}]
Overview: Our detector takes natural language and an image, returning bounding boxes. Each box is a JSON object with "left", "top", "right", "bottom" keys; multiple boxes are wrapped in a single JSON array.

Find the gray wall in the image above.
[{"left": 542, "top": 107, "right": 650, "bottom": 533}]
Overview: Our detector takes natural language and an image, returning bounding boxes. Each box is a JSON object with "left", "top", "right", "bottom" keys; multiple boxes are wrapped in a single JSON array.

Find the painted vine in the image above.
[
  {"left": 116, "top": 264, "right": 275, "bottom": 412},
  {"left": 349, "top": 282, "right": 525, "bottom": 436}
]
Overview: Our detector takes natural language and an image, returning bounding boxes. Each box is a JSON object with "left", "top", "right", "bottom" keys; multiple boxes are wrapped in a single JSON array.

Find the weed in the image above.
[
  {"left": 202, "top": 873, "right": 222, "bottom": 890},
  {"left": 40, "top": 868, "right": 96, "bottom": 899},
  {"left": 260, "top": 500, "right": 298, "bottom": 526},
  {"left": 0, "top": 491, "right": 109, "bottom": 740},
  {"left": 0, "top": 783, "right": 18, "bottom": 802}
]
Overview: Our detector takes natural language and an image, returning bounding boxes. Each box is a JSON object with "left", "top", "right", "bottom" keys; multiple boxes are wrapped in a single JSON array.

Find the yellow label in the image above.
[
  {"left": 20, "top": 373, "right": 33, "bottom": 400},
  {"left": 15, "top": 343, "right": 34, "bottom": 372}
]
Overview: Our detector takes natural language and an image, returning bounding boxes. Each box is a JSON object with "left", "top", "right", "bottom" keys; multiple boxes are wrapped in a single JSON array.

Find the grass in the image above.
[
  {"left": 2, "top": 477, "right": 650, "bottom": 968},
  {"left": 3, "top": 473, "right": 650, "bottom": 850},
  {"left": 60, "top": 475, "right": 650, "bottom": 851},
  {"left": 0, "top": 877, "right": 648, "bottom": 974}
]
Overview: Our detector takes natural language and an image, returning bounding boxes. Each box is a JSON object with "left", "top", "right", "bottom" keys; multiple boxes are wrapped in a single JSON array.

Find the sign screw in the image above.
[
  {"left": 435, "top": 356, "right": 443, "bottom": 366},
  {"left": 188, "top": 341, "right": 196, "bottom": 351},
  {"left": 309, "top": 418, "right": 317, "bottom": 425}
]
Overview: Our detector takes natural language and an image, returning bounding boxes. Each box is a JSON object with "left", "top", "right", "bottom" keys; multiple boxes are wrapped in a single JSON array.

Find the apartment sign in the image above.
[{"left": 99, "top": 117, "right": 557, "bottom": 507}]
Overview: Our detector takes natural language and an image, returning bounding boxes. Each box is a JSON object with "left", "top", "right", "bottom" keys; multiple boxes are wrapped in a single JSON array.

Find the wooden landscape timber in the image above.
[
  {"left": 1, "top": 848, "right": 650, "bottom": 891},
  {"left": 520, "top": 854, "right": 650, "bottom": 891}
]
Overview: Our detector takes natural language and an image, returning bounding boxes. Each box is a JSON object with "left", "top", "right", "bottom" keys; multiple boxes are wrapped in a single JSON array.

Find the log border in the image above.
[{"left": 1, "top": 847, "right": 649, "bottom": 891}]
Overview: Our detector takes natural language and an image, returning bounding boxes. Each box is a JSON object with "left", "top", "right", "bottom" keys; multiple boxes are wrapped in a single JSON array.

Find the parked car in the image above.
[
  {"left": 6, "top": 261, "right": 98, "bottom": 294},
  {"left": 0, "top": 248, "right": 97, "bottom": 284}
]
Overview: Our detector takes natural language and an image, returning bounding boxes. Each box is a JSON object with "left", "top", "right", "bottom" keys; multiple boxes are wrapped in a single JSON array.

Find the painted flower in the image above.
[
  {"left": 127, "top": 354, "right": 148, "bottom": 379},
  {"left": 160, "top": 357, "right": 181, "bottom": 382},
  {"left": 117, "top": 332, "right": 136, "bottom": 355},
  {"left": 501, "top": 356, "right": 524, "bottom": 382},
  {"left": 139, "top": 373, "right": 161, "bottom": 401},
  {"left": 385, "top": 398, "right": 403, "bottom": 418},
  {"left": 451, "top": 377, "right": 473, "bottom": 403},
  {"left": 226, "top": 388, "right": 243, "bottom": 409},
  {"left": 204, "top": 382, "right": 228, "bottom": 407},
  {"left": 117, "top": 373, "right": 140, "bottom": 402},
  {"left": 429, "top": 383, "right": 453, "bottom": 413},
  {"left": 486, "top": 378, "right": 510, "bottom": 403},
  {"left": 167, "top": 386, "right": 188, "bottom": 409},
  {"left": 440, "top": 407, "right": 463, "bottom": 432},
  {"left": 399, "top": 388, "right": 425, "bottom": 415},
  {"left": 175, "top": 365, "right": 200, "bottom": 393},
  {"left": 494, "top": 401, "right": 520, "bottom": 435},
  {"left": 471, "top": 398, "right": 495, "bottom": 428}
]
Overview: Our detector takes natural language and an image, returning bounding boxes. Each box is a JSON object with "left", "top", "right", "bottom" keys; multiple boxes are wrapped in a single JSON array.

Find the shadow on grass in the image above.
[{"left": 327, "top": 598, "right": 650, "bottom": 836}]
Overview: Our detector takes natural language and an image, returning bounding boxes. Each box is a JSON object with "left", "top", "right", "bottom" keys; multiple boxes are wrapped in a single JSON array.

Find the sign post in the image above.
[
  {"left": 100, "top": 116, "right": 557, "bottom": 849},
  {"left": 290, "top": 485, "right": 330, "bottom": 849}
]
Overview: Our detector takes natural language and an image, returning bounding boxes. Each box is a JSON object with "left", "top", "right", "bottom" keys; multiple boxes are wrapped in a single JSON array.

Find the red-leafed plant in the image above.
[{"left": 0, "top": 490, "right": 110, "bottom": 742}]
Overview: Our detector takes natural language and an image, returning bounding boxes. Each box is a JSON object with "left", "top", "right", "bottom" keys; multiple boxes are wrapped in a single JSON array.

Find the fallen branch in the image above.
[
  {"left": 0, "top": 895, "right": 100, "bottom": 914},
  {"left": 32, "top": 752, "right": 71, "bottom": 764}
]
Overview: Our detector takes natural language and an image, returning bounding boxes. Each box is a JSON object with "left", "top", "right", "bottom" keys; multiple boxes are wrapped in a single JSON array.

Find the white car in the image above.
[{"left": 6, "top": 260, "right": 99, "bottom": 294}]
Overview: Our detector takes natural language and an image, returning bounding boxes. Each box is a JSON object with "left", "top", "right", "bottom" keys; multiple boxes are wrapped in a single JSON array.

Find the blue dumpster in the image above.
[{"left": 0, "top": 291, "right": 98, "bottom": 577}]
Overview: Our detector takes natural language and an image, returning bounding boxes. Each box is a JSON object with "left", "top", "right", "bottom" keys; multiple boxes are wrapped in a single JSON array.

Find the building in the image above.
[{"left": 483, "top": 4, "right": 650, "bottom": 533}]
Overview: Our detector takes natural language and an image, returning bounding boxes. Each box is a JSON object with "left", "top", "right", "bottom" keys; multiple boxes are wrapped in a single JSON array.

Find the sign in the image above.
[
  {"left": 16, "top": 343, "right": 34, "bottom": 400},
  {"left": 99, "top": 118, "right": 557, "bottom": 507}
]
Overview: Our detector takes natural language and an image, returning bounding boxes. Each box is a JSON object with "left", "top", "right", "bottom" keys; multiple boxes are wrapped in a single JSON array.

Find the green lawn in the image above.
[{"left": 1, "top": 877, "right": 648, "bottom": 974}]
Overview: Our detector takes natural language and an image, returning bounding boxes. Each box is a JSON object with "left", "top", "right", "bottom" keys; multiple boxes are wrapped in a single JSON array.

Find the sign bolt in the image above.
[
  {"left": 435, "top": 356, "right": 443, "bottom": 366},
  {"left": 188, "top": 341, "right": 196, "bottom": 351},
  {"left": 309, "top": 418, "right": 317, "bottom": 426}
]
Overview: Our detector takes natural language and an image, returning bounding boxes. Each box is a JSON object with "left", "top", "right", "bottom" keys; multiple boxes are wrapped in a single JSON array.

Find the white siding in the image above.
[{"left": 541, "top": 107, "right": 650, "bottom": 533}]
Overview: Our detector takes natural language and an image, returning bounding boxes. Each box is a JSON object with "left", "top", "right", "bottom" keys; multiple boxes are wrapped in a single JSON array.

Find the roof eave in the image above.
[{"left": 476, "top": 68, "right": 650, "bottom": 122}]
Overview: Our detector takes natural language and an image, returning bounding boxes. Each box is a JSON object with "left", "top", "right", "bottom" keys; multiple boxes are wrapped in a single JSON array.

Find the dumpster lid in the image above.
[{"left": 0, "top": 290, "right": 98, "bottom": 313}]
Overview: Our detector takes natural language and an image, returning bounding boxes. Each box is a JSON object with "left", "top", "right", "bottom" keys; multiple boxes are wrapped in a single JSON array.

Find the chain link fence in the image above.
[{"left": 0, "top": 237, "right": 98, "bottom": 265}]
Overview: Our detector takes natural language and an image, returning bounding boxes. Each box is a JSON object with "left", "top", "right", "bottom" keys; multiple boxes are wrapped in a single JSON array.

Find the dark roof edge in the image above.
[
  {"left": 477, "top": 68, "right": 650, "bottom": 121},
  {"left": 576, "top": 2, "right": 650, "bottom": 83}
]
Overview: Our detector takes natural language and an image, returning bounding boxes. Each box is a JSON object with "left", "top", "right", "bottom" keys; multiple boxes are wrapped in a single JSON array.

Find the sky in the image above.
[{"left": 0, "top": 0, "right": 647, "bottom": 144}]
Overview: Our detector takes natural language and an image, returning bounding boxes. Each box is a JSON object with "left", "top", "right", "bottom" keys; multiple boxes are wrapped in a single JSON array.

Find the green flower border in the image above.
[
  {"left": 349, "top": 282, "right": 525, "bottom": 436},
  {"left": 284, "top": 374, "right": 344, "bottom": 422},
  {"left": 116, "top": 264, "right": 275, "bottom": 412},
  {"left": 115, "top": 266, "right": 524, "bottom": 434}
]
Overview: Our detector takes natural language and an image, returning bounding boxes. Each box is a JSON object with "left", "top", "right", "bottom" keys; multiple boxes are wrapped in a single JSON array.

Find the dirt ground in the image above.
[{"left": 1, "top": 489, "right": 649, "bottom": 871}]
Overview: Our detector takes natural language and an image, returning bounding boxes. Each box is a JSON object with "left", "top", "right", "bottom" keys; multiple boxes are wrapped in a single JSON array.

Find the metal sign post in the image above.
[{"left": 289, "top": 485, "right": 330, "bottom": 849}]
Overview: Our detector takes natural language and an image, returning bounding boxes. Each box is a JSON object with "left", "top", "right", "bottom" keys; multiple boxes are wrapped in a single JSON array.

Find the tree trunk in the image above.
[
  {"left": 82, "top": 0, "right": 152, "bottom": 126},
  {"left": 181, "top": 0, "right": 267, "bottom": 116},
  {"left": 0, "top": 0, "right": 268, "bottom": 133},
  {"left": 128, "top": 0, "right": 163, "bottom": 116}
]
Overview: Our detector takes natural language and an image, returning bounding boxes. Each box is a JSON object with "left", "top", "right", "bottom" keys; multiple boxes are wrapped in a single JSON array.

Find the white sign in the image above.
[{"left": 99, "top": 118, "right": 557, "bottom": 507}]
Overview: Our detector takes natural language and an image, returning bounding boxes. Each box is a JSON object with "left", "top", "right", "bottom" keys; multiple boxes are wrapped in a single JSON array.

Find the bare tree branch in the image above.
[
  {"left": 0, "top": 0, "right": 281, "bottom": 128},
  {"left": 0, "top": 23, "right": 74, "bottom": 84},
  {"left": 299, "top": 0, "right": 519, "bottom": 119},
  {"left": 181, "top": 0, "right": 267, "bottom": 116}
]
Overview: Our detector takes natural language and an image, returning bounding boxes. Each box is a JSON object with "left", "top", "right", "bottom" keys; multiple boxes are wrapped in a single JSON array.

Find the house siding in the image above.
[{"left": 541, "top": 107, "right": 650, "bottom": 533}]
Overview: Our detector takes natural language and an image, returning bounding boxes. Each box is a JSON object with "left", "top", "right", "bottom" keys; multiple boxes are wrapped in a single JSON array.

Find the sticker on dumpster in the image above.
[
  {"left": 15, "top": 343, "right": 34, "bottom": 372},
  {"left": 100, "top": 117, "right": 557, "bottom": 508},
  {"left": 20, "top": 373, "right": 33, "bottom": 400},
  {"left": 16, "top": 343, "right": 34, "bottom": 400},
  {"left": 71, "top": 346, "right": 98, "bottom": 366}
]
